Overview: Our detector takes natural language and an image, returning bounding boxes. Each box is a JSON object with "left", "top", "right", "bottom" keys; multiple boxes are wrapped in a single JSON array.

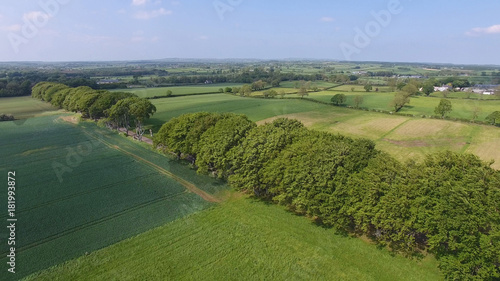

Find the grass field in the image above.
[
  {"left": 0, "top": 115, "right": 226, "bottom": 280},
  {"left": 146, "top": 93, "right": 329, "bottom": 131},
  {"left": 25, "top": 195, "right": 442, "bottom": 281},
  {"left": 111, "top": 84, "right": 244, "bottom": 98},
  {"left": 257, "top": 106, "right": 500, "bottom": 170},
  {"left": 305, "top": 91, "right": 500, "bottom": 120},
  {"left": 0, "top": 96, "right": 60, "bottom": 119}
]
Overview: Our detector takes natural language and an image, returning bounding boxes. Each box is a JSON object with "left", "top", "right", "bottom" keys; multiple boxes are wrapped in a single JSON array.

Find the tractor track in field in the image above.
[
  {"left": 0, "top": 191, "right": 188, "bottom": 257},
  {"left": 0, "top": 172, "right": 158, "bottom": 220},
  {"left": 82, "top": 130, "right": 221, "bottom": 203}
]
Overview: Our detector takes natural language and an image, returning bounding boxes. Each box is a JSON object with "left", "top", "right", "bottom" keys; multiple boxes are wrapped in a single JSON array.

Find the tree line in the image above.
[
  {"left": 154, "top": 112, "right": 500, "bottom": 280},
  {"left": 31, "top": 82, "right": 156, "bottom": 139}
]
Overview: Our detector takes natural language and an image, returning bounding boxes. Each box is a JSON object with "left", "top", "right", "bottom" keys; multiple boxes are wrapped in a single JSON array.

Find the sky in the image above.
[{"left": 0, "top": 0, "right": 499, "bottom": 64}]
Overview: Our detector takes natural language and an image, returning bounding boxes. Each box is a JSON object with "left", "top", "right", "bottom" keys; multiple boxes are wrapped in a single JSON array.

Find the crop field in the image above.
[
  {"left": 0, "top": 115, "right": 226, "bottom": 280},
  {"left": 25, "top": 195, "right": 442, "bottom": 281},
  {"left": 111, "top": 83, "right": 244, "bottom": 98},
  {"left": 146, "top": 93, "right": 329, "bottom": 130},
  {"left": 0, "top": 96, "right": 60, "bottom": 119}
]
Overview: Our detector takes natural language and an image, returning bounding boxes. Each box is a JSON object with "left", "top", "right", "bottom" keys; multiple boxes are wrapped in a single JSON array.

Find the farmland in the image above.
[
  {"left": 25, "top": 195, "right": 442, "bottom": 281},
  {"left": 135, "top": 92, "right": 500, "bottom": 170},
  {"left": 0, "top": 115, "right": 225, "bottom": 280},
  {"left": 0, "top": 96, "right": 60, "bottom": 119},
  {"left": 302, "top": 90, "right": 500, "bottom": 120},
  {"left": 1, "top": 59, "right": 499, "bottom": 280},
  {"left": 110, "top": 83, "right": 244, "bottom": 98},
  {"left": 145, "top": 93, "right": 329, "bottom": 131}
]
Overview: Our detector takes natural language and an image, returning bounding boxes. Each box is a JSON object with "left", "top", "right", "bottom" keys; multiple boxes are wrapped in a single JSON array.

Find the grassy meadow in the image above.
[
  {"left": 304, "top": 90, "right": 500, "bottom": 120},
  {"left": 111, "top": 83, "right": 244, "bottom": 98},
  {"left": 25, "top": 195, "right": 442, "bottom": 281}
]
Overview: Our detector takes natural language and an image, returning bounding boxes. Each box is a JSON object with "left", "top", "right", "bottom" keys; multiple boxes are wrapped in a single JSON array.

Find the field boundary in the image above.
[{"left": 82, "top": 129, "right": 221, "bottom": 203}]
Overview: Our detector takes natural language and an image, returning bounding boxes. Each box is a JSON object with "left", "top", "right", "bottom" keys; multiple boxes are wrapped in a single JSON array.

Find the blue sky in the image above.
[{"left": 0, "top": 0, "right": 499, "bottom": 64}]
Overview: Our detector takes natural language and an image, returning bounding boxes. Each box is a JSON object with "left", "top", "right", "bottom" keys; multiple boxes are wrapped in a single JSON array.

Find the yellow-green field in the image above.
[{"left": 258, "top": 107, "right": 500, "bottom": 170}]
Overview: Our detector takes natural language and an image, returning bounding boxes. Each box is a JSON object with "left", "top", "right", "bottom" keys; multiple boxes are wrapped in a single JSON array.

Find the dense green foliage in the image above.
[
  {"left": 434, "top": 99, "right": 453, "bottom": 117},
  {"left": 331, "top": 93, "right": 347, "bottom": 105},
  {"left": 31, "top": 82, "right": 156, "bottom": 128},
  {"left": 486, "top": 111, "right": 500, "bottom": 126},
  {"left": 155, "top": 112, "right": 500, "bottom": 280}
]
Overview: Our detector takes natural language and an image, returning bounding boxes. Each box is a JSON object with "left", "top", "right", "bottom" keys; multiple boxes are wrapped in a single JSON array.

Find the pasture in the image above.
[
  {"left": 25, "top": 195, "right": 442, "bottom": 281},
  {"left": 305, "top": 90, "right": 500, "bottom": 120},
  {"left": 111, "top": 83, "right": 243, "bottom": 98},
  {"left": 146, "top": 93, "right": 329, "bottom": 130},
  {"left": 257, "top": 106, "right": 500, "bottom": 170},
  {"left": 0, "top": 115, "right": 226, "bottom": 280}
]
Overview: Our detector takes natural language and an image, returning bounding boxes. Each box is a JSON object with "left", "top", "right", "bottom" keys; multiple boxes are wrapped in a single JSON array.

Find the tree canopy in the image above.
[
  {"left": 434, "top": 99, "right": 452, "bottom": 118},
  {"left": 331, "top": 94, "right": 346, "bottom": 106},
  {"left": 152, "top": 111, "right": 500, "bottom": 279}
]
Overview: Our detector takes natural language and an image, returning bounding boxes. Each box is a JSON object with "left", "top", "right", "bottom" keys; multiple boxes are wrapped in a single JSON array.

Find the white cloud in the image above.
[
  {"left": 132, "top": 0, "right": 148, "bottom": 6},
  {"left": 320, "top": 17, "right": 335, "bottom": 22},
  {"left": 0, "top": 24, "right": 21, "bottom": 32},
  {"left": 131, "top": 36, "right": 145, "bottom": 42},
  {"left": 199, "top": 35, "right": 209, "bottom": 40},
  {"left": 466, "top": 24, "right": 500, "bottom": 36},
  {"left": 133, "top": 8, "right": 172, "bottom": 20}
]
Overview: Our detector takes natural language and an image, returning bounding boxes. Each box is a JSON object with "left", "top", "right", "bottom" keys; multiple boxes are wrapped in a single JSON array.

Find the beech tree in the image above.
[
  {"left": 195, "top": 113, "right": 256, "bottom": 178},
  {"left": 434, "top": 99, "right": 452, "bottom": 118},
  {"left": 331, "top": 94, "right": 346, "bottom": 105},
  {"left": 391, "top": 92, "right": 410, "bottom": 112}
]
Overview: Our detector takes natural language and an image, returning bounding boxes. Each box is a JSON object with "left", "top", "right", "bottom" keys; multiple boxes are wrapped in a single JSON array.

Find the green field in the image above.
[
  {"left": 306, "top": 90, "right": 500, "bottom": 120},
  {"left": 0, "top": 115, "right": 226, "bottom": 280},
  {"left": 25, "top": 195, "right": 442, "bottom": 281},
  {"left": 255, "top": 104, "right": 500, "bottom": 170},
  {"left": 145, "top": 93, "right": 329, "bottom": 131},
  {"left": 111, "top": 84, "right": 244, "bottom": 98},
  {"left": 0, "top": 96, "right": 60, "bottom": 119}
]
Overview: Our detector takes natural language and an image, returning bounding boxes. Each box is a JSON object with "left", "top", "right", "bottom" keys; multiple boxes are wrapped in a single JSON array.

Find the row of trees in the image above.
[
  {"left": 154, "top": 112, "right": 500, "bottom": 279},
  {"left": 31, "top": 82, "right": 156, "bottom": 139}
]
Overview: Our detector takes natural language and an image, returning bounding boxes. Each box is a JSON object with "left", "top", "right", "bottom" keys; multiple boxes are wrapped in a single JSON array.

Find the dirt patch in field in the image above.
[
  {"left": 58, "top": 115, "right": 79, "bottom": 124},
  {"left": 383, "top": 138, "right": 467, "bottom": 148},
  {"left": 390, "top": 119, "right": 468, "bottom": 139},
  {"left": 468, "top": 140, "right": 500, "bottom": 170},
  {"left": 21, "top": 146, "right": 57, "bottom": 156},
  {"left": 257, "top": 112, "right": 348, "bottom": 127}
]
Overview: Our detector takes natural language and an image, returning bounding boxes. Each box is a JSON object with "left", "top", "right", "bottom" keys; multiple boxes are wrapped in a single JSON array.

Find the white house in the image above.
[{"left": 434, "top": 85, "right": 451, "bottom": 92}]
